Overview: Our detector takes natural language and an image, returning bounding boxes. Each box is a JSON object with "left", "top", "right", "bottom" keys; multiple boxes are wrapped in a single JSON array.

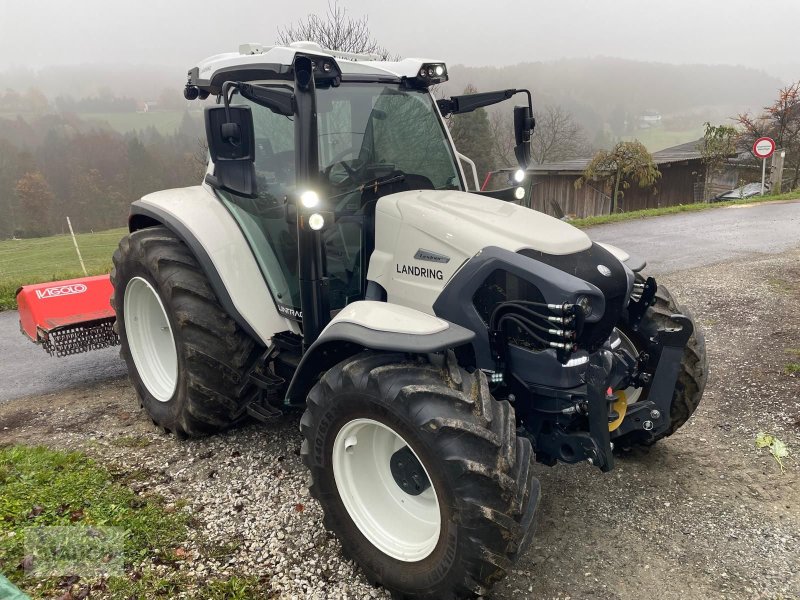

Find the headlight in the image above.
[
  {"left": 300, "top": 190, "right": 319, "bottom": 209},
  {"left": 308, "top": 213, "right": 325, "bottom": 230}
]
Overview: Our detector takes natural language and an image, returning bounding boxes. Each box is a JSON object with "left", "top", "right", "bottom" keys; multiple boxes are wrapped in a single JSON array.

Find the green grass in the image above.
[
  {"left": 570, "top": 191, "right": 800, "bottom": 229},
  {"left": 0, "top": 445, "right": 187, "bottom": 597},
  {"left": 0, "top": 110, "right": 189, "bottom": 135},
  {"left": 623, "top": 126, "right": 705, "bottom": 152},
  {"left": 785, "top": 363, "right": 800, "bottom": 375},
  {"left": 0, "top": 227, "right": 125, "bottom": 310},
  {"left": 77, "top": 111, "right": 189, "bottom": 135},
  {"left": 105, "top": 574, "right": 266, "bottom": 599}
]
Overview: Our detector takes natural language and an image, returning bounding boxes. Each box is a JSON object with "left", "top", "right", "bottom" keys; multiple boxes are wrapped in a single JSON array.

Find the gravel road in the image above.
[
  {"left": 2, "top": 244, "right": 798, "bottom": 599},
  {"left": 589, "top": 199, "right": 800, "bottom": 274},
  {"left": 2, "top": 199, "right": 798, "bottom": 406}
]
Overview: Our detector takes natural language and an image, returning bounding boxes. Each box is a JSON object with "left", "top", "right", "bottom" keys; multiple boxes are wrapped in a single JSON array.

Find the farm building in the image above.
[{"left": 486, "top": 139, "right": 749, "bottom": 219}]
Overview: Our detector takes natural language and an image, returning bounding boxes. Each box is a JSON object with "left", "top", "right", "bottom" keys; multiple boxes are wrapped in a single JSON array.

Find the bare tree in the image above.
[
  {"left": 488, "top": 111, "right": 515, "bottom": 168},
  {"left": 531, "top": 105, "right": 591, "bottom": 164},
  {"left": 276, "top": 1, "right": 393, "bottom": 58},
  {"left": 737, "top": 81, "right": 800, "bottom": 189},
  {"left": 487, "top": 105, "right": 591, "bottom": 169}
]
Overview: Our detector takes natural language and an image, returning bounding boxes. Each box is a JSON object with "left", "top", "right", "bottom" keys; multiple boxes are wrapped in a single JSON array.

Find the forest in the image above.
[{"left": 0, "top": 104, "right": 205, "bottom": 239}]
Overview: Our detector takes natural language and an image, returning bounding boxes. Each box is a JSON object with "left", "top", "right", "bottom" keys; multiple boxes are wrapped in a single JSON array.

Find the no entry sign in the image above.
[{"left": 753, "top": 137, "right": 776, "bottom": 159}]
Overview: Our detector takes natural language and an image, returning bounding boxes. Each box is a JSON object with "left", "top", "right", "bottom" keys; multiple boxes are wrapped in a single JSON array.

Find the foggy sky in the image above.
[{"left": 1, "top": 0, "right": 798, "bottom": 77}]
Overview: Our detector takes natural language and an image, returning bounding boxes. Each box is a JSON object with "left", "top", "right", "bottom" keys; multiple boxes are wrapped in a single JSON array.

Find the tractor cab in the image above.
[
  {"left": 186, "top": 41, "right": 535, "bottom": 342},
  {"left": 211, "top": 71, "right": 465, "bottom": 316}
]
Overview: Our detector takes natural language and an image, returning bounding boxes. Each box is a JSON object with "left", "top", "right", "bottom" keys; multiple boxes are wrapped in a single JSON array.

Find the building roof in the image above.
[
  {"left": 652, "top": 139, "right": 704, "bottom": 163},
  {"left": 524, "top": 139, "right": 707, "bottom": 174}
]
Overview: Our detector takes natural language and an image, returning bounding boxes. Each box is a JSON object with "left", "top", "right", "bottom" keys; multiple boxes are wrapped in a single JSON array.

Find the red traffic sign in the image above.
[{"left": 753, "top": 137, "right": 776, "bottom": 159}]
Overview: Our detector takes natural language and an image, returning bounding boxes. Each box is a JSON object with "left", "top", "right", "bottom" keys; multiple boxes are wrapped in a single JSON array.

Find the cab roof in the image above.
[{"left": 188, "top": 41, "right": 447, "bottom": 94}]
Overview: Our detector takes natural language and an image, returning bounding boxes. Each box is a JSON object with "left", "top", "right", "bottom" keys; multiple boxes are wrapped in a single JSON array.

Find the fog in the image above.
[{"left": 1, "top": 0, "right": 798, "bottom": 77}]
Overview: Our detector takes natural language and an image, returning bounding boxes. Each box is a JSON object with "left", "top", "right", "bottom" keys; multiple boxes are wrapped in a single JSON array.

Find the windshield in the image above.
[
  {"left": 316, "top": 83, "right": 462, "bottom": 212},
  {"left": 216, "top": 82, "right": 461, "bottom": 316}
]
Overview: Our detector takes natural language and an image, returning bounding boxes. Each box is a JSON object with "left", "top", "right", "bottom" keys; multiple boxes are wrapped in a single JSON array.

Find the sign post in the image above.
[{"left": 753, "top": 137, "right": 776, "bottom": 196}]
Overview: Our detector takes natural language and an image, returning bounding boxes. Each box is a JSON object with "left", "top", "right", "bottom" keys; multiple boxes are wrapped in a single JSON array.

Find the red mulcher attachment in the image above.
[{"left": 16, "top": 275, "right": 119, "bottom": 357}]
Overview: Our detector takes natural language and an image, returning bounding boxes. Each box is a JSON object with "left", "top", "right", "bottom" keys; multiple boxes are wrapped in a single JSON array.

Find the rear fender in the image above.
[
  {"left": 129, "top": 185, "right": 298, "bottom": 346},
  {"left": 284, "top": 301, "right": 475, "bottom": 404}
]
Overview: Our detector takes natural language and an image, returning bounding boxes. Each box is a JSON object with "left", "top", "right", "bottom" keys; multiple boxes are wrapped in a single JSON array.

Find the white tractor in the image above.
[{"left": 109, "top": 42, "right": 707, "bottom": 598}]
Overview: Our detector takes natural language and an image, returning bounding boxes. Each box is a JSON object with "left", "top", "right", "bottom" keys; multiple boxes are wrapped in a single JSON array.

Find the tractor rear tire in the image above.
[
  {"left": 300, "top": 351, "right": 540, "bottom": 599},
  {"left": 616, "top": 276, "right": 708, "bottom": 445},
  {"left": 111, "top": 226, "right": 260, "bottom": 436}
]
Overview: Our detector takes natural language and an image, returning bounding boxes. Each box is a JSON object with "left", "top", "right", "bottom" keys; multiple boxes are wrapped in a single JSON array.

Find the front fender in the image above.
[
  {"left": 596, "top": 242, "right": 646, "bottom": 272},
  {"left": 284, "top": 301, "right": 475, "bottom": 404}
]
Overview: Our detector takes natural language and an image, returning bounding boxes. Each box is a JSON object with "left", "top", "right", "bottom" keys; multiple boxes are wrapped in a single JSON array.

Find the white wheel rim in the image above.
[
  {"left": 123, "top": 276, "right": 178, "bottom": 402},
  {"left": 615, "top": 328, "right": 643, "bottom": 404},
  {"left": 332, "top": 418, "right": 441, "bottom": 562}
]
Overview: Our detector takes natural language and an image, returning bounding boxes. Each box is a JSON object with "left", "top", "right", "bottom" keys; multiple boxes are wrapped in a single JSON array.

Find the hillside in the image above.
[{"left": 442, "top": 58, "right": 784, "bottom": 146}]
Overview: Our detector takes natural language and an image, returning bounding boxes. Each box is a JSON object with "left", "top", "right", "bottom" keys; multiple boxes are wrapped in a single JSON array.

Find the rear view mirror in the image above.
[
  {"left": 514, "top": 105, "right": 534, "bottom": 170},
  {"left": 204, "top": 105, "right": 258, "bottom": 198}
]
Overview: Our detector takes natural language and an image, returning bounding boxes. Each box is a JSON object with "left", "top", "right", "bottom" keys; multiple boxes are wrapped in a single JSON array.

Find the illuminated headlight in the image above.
[
  {"left": 308, "top": 213, "right": 325, "bottom": 230},
  {"left": 514, "top": 186, "right": 525, "bottom": 200},
  {"left": 416, "top": 63, "right": 448, "bottom": 84},
  {"left": 300, "top": 190, "right": 319, "bottom": 208},
  {"left": 514, "top": 169, "right": 525, "bottom": 183}
]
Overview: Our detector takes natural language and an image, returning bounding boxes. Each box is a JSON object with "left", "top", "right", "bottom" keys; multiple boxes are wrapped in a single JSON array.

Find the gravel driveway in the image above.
[{"left": 2, "top": 245, "right": 798, "bottom": 599}]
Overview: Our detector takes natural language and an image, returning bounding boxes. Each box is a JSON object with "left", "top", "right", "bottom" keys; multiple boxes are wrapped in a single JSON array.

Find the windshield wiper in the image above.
[
  {"left": 328, "top": 174, "right": 406, "bottom": 201},
  {"left": 358, "top": 174, "right": 405, "bottom": 193}
]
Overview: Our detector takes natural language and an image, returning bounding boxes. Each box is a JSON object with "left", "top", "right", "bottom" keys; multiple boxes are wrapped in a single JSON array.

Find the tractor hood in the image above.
[
  {"left": 368, "top": 189, "right": 592, "bottom": 313},
  {"left": 385, "top": 189, "right": 590, "bottom": 256}
]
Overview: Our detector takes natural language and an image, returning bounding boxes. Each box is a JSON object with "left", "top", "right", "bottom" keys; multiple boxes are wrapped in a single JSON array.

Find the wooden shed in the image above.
[{"left": 487, "top": 140, "right": 745, "bottom": 219}]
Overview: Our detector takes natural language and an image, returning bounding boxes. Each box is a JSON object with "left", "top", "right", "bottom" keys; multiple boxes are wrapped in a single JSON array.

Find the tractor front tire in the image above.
[
  {"left": 616, "top": 277, "right": 708, "bottom": 445},
  {"left": 111, "top": 226, "right": 259, "bottom": 436},
  {"left": 300, "top": 351, "right": 540, "bottom": 599}
]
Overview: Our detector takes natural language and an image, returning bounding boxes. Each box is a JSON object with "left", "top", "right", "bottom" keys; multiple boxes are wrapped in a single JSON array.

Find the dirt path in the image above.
[{"left": 1, "top": 247, "right": 799, "bottom": 599}]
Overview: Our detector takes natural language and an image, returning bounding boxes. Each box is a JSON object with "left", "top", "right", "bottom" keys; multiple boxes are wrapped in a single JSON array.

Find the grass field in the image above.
[
  {"left": 622, "top": 126, "right": 705, "bottom": 152},
  {"left": 0, "top": 110, "right": 193, "bottom": 135},
  {"left": 77, "top": 111, "right": 189, "bottom": 134},
  {"left": 0, "top": 228, "right": 125, "bottom": 310}
]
